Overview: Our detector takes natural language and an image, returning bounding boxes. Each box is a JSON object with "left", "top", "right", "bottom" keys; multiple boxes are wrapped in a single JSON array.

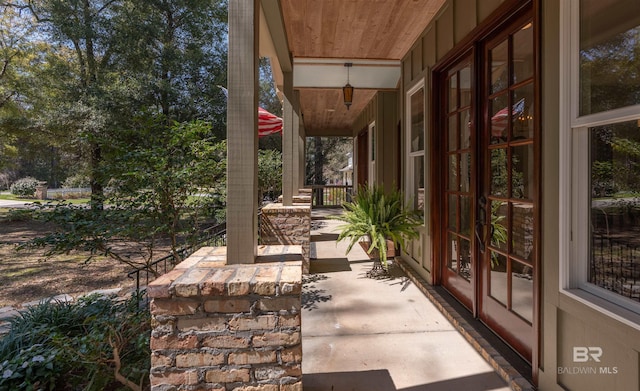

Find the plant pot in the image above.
[{"left": 359, "top": 240, "right": 396, "bottom": 260}]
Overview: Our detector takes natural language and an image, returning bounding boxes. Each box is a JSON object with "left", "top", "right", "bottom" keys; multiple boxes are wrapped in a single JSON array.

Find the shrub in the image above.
[
  {"left": 9, "top": 177, "right": 39, "bottom": 198},
  {"left": 0, "top": 293, "right": 150, "bottom": 391},
  {"left": 62, "top": 174, "right": 91, "bottom": 189}
]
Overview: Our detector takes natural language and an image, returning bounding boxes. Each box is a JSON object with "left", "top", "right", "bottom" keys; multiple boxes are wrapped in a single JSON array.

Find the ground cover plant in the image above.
[{"left": 0, "top": 294, "right": 150, "bottom": 391}]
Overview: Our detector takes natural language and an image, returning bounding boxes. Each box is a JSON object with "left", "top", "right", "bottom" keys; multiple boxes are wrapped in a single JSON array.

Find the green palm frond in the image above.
[{"left": 333, "top": 185, "right": 422, "bottom": 269}]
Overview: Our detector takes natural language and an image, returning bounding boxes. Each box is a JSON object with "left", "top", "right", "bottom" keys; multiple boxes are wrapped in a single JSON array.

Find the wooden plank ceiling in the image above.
[{"left": 280, "top": 0, "right": 445, "bottom": 136}]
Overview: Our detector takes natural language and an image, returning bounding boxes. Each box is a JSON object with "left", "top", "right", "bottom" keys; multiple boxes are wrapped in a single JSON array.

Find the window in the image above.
[
  {"left": 368, "top": 122, "right": 376, "bottom": 186},
  {"left": 407, "top": 82, "right": 425, "bottom": 217},
  {"left": 563, "top": 0, "right": 640, "bottom": 314}
]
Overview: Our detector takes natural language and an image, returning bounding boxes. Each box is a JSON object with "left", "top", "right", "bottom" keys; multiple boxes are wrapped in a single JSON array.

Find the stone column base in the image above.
[{"left": 148, "top": 246, "right": 303, "bottom": 391}]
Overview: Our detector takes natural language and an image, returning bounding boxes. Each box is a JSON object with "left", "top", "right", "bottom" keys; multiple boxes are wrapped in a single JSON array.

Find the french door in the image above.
[{"left": 438, "top": 8, "right": 537, "bottom": 363}]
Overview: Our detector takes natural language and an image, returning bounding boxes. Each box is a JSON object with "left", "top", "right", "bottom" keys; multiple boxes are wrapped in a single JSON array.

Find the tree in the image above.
[
  {"left": 3, "top": 0, "right": 229, "bottom": 206},
  {"left": 23, "top": 119, "right": 227, "bottom": 271},
  {"left": 258, "top": 148, "right": 282, "bottom": 201},
  {"left": 305, "top": 136, "right": 352, "bottom": 185}
]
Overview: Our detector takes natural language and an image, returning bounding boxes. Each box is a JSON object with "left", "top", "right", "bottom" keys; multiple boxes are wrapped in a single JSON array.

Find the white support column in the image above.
[
  {"left": 227, "top": 0, "right": 259, "bottom": 263},
  {"left": 282, "top": 71, "right": 294, "bottom": 206}
]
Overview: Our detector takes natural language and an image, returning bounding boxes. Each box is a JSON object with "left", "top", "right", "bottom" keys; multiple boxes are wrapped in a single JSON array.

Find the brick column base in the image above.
[
  {"left": 260, "top": 204, "right": 311, "bottom": 273},
  {"left": 148, "top": 246, "right": 303, "bottom": 391}
]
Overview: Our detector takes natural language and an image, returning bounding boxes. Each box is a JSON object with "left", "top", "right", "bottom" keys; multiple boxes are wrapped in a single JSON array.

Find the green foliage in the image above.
[
  {"left": 62, "top": 174, "right": 90, "bottom": 189},
  {"left": 9, "top": 177, "right": 38, "bottom": 197},
  {"left": 0, "top": 293, "right": 150, "bottom": 391},
  {"left": 334, "top": 185, "right": 422, "bottom": 269},
  {"left": 258, "top": 149, "right": 282, "bottom": 201},
  {"left": 490, "top": 202, "right": 508, "bottom": 268},
  {"left": 19, "top": 118, "right": 227, "bottom": 274}
]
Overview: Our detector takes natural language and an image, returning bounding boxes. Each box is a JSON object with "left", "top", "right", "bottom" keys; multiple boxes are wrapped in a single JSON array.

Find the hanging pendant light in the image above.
[{"left": 343, "top": 63, "right": 354, "bottom": 110}]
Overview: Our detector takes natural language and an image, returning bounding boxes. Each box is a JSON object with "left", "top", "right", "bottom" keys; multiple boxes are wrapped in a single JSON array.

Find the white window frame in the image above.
[
  {"left": 559, "top": 0, "right": 640, "bottom": 325},
  {"left": 368, "top": 121, "right": 376, "bottom": 186},
  {"left": 406, "top": 79, "right": 426, "bottom": 228}
]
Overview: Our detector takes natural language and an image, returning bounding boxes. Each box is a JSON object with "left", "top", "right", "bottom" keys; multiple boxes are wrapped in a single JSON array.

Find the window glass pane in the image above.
[
  {"left": 448, "top": 154, "right": 458, "bottom": 191},
  {"left": 580, "top": 0, "right": 640, "bottom": 115},
  {"left": 512, "top": 144, "right": 534, "bottom": 199},
  {"left": 413, "top": 155, "right": 424, "bottom": 215},
  {"left": 460, "top": 152, "right": 471, "bottom": 192},
  {"left": 410, "top": 88, "right": 424, "bottom": 152},
  {"left": 371, "top": 126, "right": 375, "bottom": 161},
  {"left": 490, "top": 40, "right": 509, "bottom": 94},
  {"left": 513, "top": 22, "right": 534, "bottom": 84},
  {"left": 460, "top": 66, "right": 472, "bottom": 108},
  {"left": 590, "top": 120, "right": 640, "bottom": 302},
  {"left": 491, "top": 200, "right": 508, "bottom": 251},
  {"left": 511, "top": 260, "right": 533, "bottom": 324},
  {"left": 490, "top": 148, "right": 508, "bottom": 197},
  {"left": 449, "top": 74, "right": 458, "bottom": 112},
  {"left": 460, "top": 195, "right": 472, "bottom": 238},
  {"left": 490, "top": 94, "right": 509, "bottom": 144},
  {"left": 460, "top": 109, "right": 471, "bottom": 149},
  {"left": 448, "top": 114, "right": 458, "bottom": 151},
  {"left": 459, "top": 238, "right": 472, "bottom": 281},
  {"left": 512, "top": 202, "right": 534, "bottom": 261},
  {"left": 447, "top": 234, "right": 458, "bottom": 272},
  {"left": 448, "top": 194, "right": 457, "bottom": 231},
  {"left": 490, "top": 252, "right": 508, "bottom": 306},
  {"left": 512, "top": 84, "right": 535, "bottom": 141}
]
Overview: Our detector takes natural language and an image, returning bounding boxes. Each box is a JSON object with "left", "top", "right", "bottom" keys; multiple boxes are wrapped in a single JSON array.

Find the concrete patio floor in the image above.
[{"left": 301, "top": 208, "right": 512, "bottom": 391}]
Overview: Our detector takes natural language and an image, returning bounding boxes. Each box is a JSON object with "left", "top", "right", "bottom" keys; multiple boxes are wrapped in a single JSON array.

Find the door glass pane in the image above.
[
  {"left": 589, "top": 120, "right": 640, "bottom": 302},
  {"left": 449, "top": 74, "right": 458, "bottom": 112},
  {"left": 512, "top": 203, "right": 534, "bottom": 261},
  {"left": 511, "top": 260, "right": 533, "bottom": 324},
  {"left": 448, "top": 115, "right": 458, "bottom": 151},
  {"left": 511, "top": 144, "right": 534, "bottom": 199},
  {"left": 411, "top": 88, "right": 424, "bottom": 152},
  {"left": 580, "top": 0, "right": 640, "bottom": 115},
  {"left": 413, "top": 155, "right": 425, "bottom": 215},
  {"left": 490, "top": 252, "right": 508, "bottom": 306},
  {"left": 448, "top": 154, "right": 458, "bottom": 190},
  {"left": 490, "top": 94, "right": 509, "bottom": 144},
  {"left": 513, "top": 23, "right": 534, "bottom": 84},
  {"left": 448, "top": 234, "right": 458, "bottom": 272},
  {"left": 460, "top": 152, "right": 471, "bottom": 192},
  {"left": 490, "top": 148, "right": 508, "bottom": 197},
  {"left": 459, "top": 238, "right": 472, "bottom": 281},
  {"left": 448, "top": 195, "right": 457, "bottom": 231},
  {"left": 460, "top": 109, "right": 471, "bottom": 149},
  {"left": 460, "top": 196, "right": 472, "bottom": 237},
  {"left": 491, "top": 200, "right": 508, "bottom": 251},
  {"left": 512, "top": 84, "right": 535, "bottom": 140},
  {"left": 460, "top": 66, "right": 472, "bottom": 107},
  {"left": 490, "top": 40, "right": 509, "bottom": 94}
]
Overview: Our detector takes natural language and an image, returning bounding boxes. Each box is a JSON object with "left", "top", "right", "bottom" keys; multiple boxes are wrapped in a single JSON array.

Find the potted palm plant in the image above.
[{"left": 334, "top": 185, "right": 422, "bottom": 275}]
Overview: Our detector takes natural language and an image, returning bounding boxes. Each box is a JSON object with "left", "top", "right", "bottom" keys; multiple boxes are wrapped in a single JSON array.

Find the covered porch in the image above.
[{"left": 302, "top": 209, "right": 528, "bottom": 390}]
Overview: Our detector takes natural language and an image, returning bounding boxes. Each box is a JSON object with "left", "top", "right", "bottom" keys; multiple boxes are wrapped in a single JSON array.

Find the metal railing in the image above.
[
  {"left": 308, "top": 185, "right": 352, "bottom": 207},
  {"left": 127, "top": 209, "right": 263, "bottom": 295},
  {"left": 591, "top": 233, "right": 640, "bottom": 302},
  {"left": 127, "top": 222, "right": 227, "bottom": 294}
]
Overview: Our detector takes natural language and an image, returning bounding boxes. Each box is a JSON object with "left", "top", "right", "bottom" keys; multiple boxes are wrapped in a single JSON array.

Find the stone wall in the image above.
[
  {"left": 148, "top": 246, "right": 303, "bottom": 391},
  {"left": 260, "top": 204, "right": 311, "bottom": 274}
]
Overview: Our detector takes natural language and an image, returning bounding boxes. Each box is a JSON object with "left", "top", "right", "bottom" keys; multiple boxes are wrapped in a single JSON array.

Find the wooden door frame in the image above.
[
  {"left": 428, "top": 0, "right": 540, "bottom": 382},
  {"left": 357, "top": 127, "right": 368, "bottom": 187}
]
